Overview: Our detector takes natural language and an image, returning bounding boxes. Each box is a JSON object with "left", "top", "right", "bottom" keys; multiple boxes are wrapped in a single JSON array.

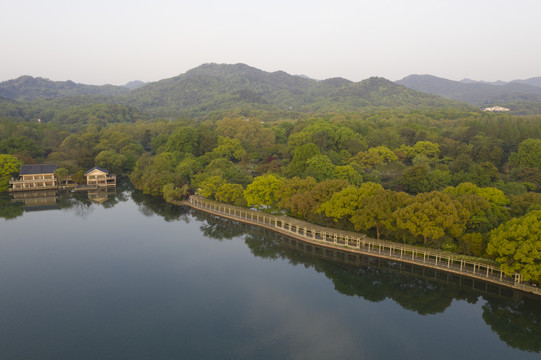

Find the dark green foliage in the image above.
[
  {"left": 161, "top": 126, "right": 199, "bottom": 155},
  {"left": 0, "top": 136, "right": 43, "bottom": 157},
  {"left": 120, "top": 64, "right": 468, "bottom": 117},
  {"left": 0, "top": 75, "right": 129, "bottom": 101},
  {"left": 399, "top": 164, "right": 431, "bottom": 194}
]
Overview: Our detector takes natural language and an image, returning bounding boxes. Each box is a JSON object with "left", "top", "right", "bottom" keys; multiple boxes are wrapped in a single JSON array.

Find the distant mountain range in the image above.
[
  {"left": 396, "top": 75, "right": 541, "bottom": 109},
  {"left": 460, "top": 77, "right": 541, "bottom": 88},
  {"left": 6, "top": 64, "right": 541, "bottom": 118},
  {"left": 0, "top": 64, "right": 468, "bottom": 118},
  {"left": 120, "top": 63, "right": 469, "bottom": 116}
]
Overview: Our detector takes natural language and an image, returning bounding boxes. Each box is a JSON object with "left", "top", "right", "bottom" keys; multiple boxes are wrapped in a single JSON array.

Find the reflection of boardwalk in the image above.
[
  {"left": 272, "top": 234, "right": 522, "bottom": 300},
  {"left": 183, "top": 196, "right": 541, "bottom": 297}
]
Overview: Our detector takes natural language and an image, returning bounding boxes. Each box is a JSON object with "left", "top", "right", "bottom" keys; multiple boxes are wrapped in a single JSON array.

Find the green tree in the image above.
[
  {"left": 244, "top": 174, "right": 283, "bottom": 209},
  {"left": 210, "top": 136, "right": 246, "bottom": 162},
  {"left": 216, "top": 117, "right": 275, "bottom": 150},
  {"left": 333, "top": 165, "right": 363, "bottom": 186},
  {"left": 509, "top": 192, "right": 541, "bottom": 218},
  {"left": 163, "top": 183, "right": 190, "bottom": 202},
  {"left": 162, "top": 126, "right": 198, "bottom": 155},
  {"left": 399, "top": 164, "right": 431, "bottom": 194},
  {"left": 131, "top": 152, "right": 181, "bottom": 196},
  {"left": 349, "top": 150, "right": 383, "bottom": 170},
  {"left": 0, "top": 154, "right": 22, "bottom": 192},
  {"left": 287, "top": 143, "right": 320, "bottom": 177},
  {"left": 350, "top": 189, "right": 410, "bottom": 240},
  {"left": 71, "top": 170, "right": 86, "bottom": 184},
  {"left": 175, "top": 154, "right": 203, "bottom": 184},
  {"left": 458, "top": 233, "right": 485, "bottom": 256},
  {"left": 369, "top": 146, "right": 398, "bottom": 162},
  {"left": 60, "top": 132, "right": 99, "bottom": 168},
  {"left": 95, "top": 131, "right": 134, "bottom": 153},
  {"left": 54, "top": 167, "right": 69, "bottom": 185},
  {"left": 487, "top": 210, "right": 541, "bottom": 281},
  {"left": 468, "top": 162, "right": 500, "bottom": 187},
  {"left": 395, "top": 191, "right": 470, "bottom": 246},
  {"left": 0, "top": 136, "right": 43, "bottom": 158},
  {"left": 203, "top": 158, "right": 251, "bottom": 185},
  {"left": 215, "top": 183, "right": 244, "bottom": 205},
  {"left": 304, "top": 155, "right": 335, "bottom": 181},
  {"left": 510, "top": 138, "right": 541, "bottom": 169},
  {"left": 427, "top": 169, "right": 452, "bottom": 191},
  {"left": 398, "top": 140, "right": 440, "bottom": 161},
  {"left": 284, "top": 179, "right": 349, "bottom": 221},
  {"left": 198, "top": 176, "right": 226, "bottom": 199},
  {"left": 278, "top": 176, "right": 317, "bottom": 209},
  {"left": 94, "top": 150, "right": 128, "bottom": 174},
  {"left": 319, "top": 182, "right": 383, "bottom": 221}
]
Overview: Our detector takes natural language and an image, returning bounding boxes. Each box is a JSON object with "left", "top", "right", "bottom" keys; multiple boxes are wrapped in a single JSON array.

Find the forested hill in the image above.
[
  {"left": 121, "top": 63, "right": 467, "bottom": 117},
  {"left": 0, "top": 64, "right": 469, "bottom": 121},
  {"left": 512, "top": 76, "right": 541, "bottom": 88},
  {"left": 0, "top": 76, "right": 129, "bottom": 101},
  {"left": 396, "top": 74, "right": 541, "bottom": 113}
]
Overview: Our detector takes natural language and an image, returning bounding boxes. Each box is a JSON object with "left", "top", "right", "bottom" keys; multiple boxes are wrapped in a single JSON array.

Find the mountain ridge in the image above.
[
  {"left": 0, "top": 75, "right": 129, "bottom": 101},
  {"left": 396, "top": 74, "right": 541, "bottom": 106},
  {"left": 120, "top": 63, "right": 466, "bottom": 116},
  {"left": 0, "top": 64, "right": 472, "bottom": 118}
]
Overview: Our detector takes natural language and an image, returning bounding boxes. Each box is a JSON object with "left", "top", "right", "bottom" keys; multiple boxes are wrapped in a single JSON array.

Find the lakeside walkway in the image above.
[{"left": 180, "top": 196, "right": 541, "bottom": 297}]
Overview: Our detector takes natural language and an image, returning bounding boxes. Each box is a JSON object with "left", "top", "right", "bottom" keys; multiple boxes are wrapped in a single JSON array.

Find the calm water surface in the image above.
[{"left": 1, "top": 184, "right": 540, "bottom": 359}]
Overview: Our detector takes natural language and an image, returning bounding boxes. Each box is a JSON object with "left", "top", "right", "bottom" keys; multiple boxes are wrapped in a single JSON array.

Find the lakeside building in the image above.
[
  {"left": 9, "top": 164, "right": 58, "bottom": 191},
  {"left": 9, "top": 164, "right": 116, "bottom": 192},
  {"left": 84, "top": 166, "right": 116, "bottom": 187}
]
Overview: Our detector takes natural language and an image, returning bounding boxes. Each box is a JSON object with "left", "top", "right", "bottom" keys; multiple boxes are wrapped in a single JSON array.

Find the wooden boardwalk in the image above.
[{"left": 182, "top": 196, "right": 541, "bottom": 297}]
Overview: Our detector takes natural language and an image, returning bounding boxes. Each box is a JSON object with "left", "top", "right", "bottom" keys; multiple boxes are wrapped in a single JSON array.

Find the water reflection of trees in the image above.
[
  {"left": 5, "top": 188, "right": 540, "bottom": 353},
  {"left": 0, "top": 193, "right": 23, "bottom": 220},
  {"left": 131, "top": 189, "right": 190, "bottom": 223},
  {"left": 483, "top": 298, "right": 541, "bottom": 352},
  {"left": 191, "top": 209, "right": 541, "bottom": 353}
]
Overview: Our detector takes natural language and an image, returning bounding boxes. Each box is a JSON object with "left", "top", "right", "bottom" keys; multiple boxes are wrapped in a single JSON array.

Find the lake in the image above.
[{"left": 1, "top": 183, "right": 540, "bottom": 359}]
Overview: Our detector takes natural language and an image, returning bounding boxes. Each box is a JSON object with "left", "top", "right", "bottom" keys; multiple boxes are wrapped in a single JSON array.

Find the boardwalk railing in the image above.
[{"left": 184, "top": 196, "right": 541, "bottom": 297}]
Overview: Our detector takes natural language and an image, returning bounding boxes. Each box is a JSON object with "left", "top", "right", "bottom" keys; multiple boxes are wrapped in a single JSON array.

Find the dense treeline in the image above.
[
  {"left": 1, "top": 108, "right": 540, "bottom": 282},
  {"left": 0, "top": 97, "right": 148, "bottom": 126}
]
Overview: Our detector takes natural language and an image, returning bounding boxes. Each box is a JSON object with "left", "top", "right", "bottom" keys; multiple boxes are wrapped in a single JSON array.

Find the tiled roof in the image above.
[
  {"left": 84, "top": 166, "right": 110, "bottom": 175},
  {"left": 19, "top": 164, "right": 57, "bottom": 175}
]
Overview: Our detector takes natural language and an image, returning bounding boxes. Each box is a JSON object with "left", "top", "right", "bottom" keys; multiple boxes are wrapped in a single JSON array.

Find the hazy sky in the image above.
[{"left": 1, "top": 0, "right": 540, "bottom": 85}]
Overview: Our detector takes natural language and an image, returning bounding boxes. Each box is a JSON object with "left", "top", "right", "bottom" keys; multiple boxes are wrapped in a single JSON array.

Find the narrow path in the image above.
[{"left": 178, "top": 196, "right": 541, "bottom": 297}]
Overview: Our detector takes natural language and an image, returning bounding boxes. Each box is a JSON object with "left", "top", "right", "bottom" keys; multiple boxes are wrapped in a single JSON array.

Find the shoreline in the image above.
[{"left": 175, "top": 196, "right": 541, "bottom": 297}]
